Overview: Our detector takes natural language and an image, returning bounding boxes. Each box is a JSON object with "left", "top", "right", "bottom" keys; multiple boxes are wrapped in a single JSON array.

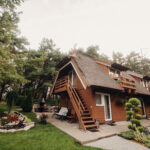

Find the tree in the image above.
[
  {"left": 0, "top": 0, "right": 28, "bottom": 101},
  {"left": 6, "top": 90, "right": 18, "bottom": 114},
  {"left": 112, "top": 51, "right": 125, "bottom": 65},
  {"left": 21, "top": 92, "right": 33, "bottom": 112},
  {"left": 125, "top": 98, "right": 143, "bottom": 132},
  {"left": 86, "top": 45, "right": 100, "bottom": 58},
  {"left": 23, "top": 38, "right": 65, "bottom": 100}
]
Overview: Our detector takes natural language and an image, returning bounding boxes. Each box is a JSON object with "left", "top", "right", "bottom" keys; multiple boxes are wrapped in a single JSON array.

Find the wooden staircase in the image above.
[{"left": 67, "top": 81, "right": 98, "bottom": 131}]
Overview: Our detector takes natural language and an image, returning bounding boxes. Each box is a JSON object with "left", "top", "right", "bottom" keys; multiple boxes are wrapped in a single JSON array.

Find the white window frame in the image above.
[{"left": 95, "top": 92, "right": 104, "bottom": 106}]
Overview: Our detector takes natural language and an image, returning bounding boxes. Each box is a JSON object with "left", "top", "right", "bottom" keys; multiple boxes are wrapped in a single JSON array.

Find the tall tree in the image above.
[
  {"left": 86, "top": 45, "right": 100, "bottom": 58},
  {"left": 0, "top": 0, "right": 28, "bottom": 101},
  {"left": 23, "top": 38, "right": 65, "bottom": 100}
]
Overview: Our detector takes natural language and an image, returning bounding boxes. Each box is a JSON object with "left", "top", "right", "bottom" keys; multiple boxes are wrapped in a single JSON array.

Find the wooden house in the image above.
[{"left": 50, "top": 52, "right": 150, "bottom": 131}]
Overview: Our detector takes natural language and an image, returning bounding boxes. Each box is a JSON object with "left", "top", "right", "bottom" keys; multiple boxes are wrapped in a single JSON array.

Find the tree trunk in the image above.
[{"left": 0, "top": 84, "right": 5, "bottom": 101}]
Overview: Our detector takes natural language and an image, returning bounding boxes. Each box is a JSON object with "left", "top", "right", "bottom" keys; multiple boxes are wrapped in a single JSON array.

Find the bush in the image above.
[
  {"left": 15, "top": 95, "right": 25, "bottom": 106},
  {"left": 130, "top": 119, "right": 141, "bottom": 126},
  {"left": 126, "top": 111, "right": 133, "bottom": 116},
  {"left": 129, "top": 98, "right": 140, "bottom": 106},
  {"left": 133, "top": 107, "right": 140, "bottom": 113},
  {"left": 146, "top": 140, "right": 150, "bottom": 148},
  {"left": 125, "top": 98, "right": 143, "bottom": 132},
  {"left": 126, "top": 115, "right": 130, "bottom": 121},
  {"left": 125, "top": 103, "right": 132, "bottom": 108},
  {"left": 39, "top": 114, "right": 48, "bottom": 124},
  {"left": 128, "top": 124, "right": 136, "bottom": 131},
  {"left": 134, "top": 128, "right": 148, "bottom": 144},
  {"left": 6, "top": 91, "right": 18, "bottom": 114},
  {"left": 137, "top": 126, "right": 144, "bottom": 132},
  {"left": 21, "top": 93, "right": 33, "bottom": 112},
  {"left": 135, "top": 114, "right": 142, "bottom": 120},
  {"left": 119, "top": 131, "right": 135, "bottom": 140}
]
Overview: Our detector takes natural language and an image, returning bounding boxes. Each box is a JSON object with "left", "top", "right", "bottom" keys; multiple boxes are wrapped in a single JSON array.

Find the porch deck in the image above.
[{"left": 36, "top": 112, "right": 150, "bottom": 144}]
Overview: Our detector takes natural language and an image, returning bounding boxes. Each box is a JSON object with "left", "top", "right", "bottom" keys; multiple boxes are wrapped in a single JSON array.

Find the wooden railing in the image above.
[
  {"left": 67, "top": 81, "right": 86, "bottom": 130},
  {"left": 113, "top": 76, "right": 136, "bottom": 91},
  {"left": 54, "top": 76, "right": 68, "bottom": 91}
]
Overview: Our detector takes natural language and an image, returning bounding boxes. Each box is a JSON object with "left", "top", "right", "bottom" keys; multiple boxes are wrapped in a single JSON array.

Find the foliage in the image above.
[
  {"left": 25, "top": 118, "right": 31, "bottom": 123},
  {"left": 112, "top": 51, "right": 150, "bottom": 76},
  {"left": 21, "top": 93, "right": 32, "bottom": 112},
  {"left": 0, "top": 0, "right": 28, "bottom": 101},
  {"left": 15, "top": 95, "right": 25, "bottom": 106},
  {"left": 0, "top": 118, "right": 11, "bottom": 126},
  {"left": 119, "top": 131, "right": 135, "bottom": 140},
  {"left": 134, "top": 128, "right": 148, "bottom": 144},
  {"left": 125, "top": 98, "right": 143, "bottom": 132},
  {"left": 6, "top": 90, "right": 18, "bottom": 114}
]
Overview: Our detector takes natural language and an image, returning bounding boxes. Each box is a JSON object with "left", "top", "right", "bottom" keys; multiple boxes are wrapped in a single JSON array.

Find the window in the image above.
[{"left": 96, "top": 94, "right": 102, "bottom": 106}]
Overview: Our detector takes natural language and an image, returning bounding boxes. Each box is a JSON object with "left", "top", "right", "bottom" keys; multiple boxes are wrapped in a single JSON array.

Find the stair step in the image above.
[
  {"left": 83, "top": 110, "right": 89, "bottom": 113},
  {"left": 82, "top": 117, "right": 92, "bottom": 120},
  {"left": 83, "top": 120, "right": 95, "bottom": 123},
  {"left": 85, "top": 124, "right": 97, "bottom": 128},
  {"left": 82, "top": 113, "right": 90, "bottom": 115}
]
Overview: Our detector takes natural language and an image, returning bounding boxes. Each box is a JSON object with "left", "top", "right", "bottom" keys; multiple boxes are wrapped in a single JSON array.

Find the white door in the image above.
[
  {"left": 140, "top": 100, "right": 146, "bottom": 117},
  {"left": 104, "top": 95, "right": 112, "bottom": 121},
  {"left": 95, "top": 93, "right": 112, "bottom": 121}
]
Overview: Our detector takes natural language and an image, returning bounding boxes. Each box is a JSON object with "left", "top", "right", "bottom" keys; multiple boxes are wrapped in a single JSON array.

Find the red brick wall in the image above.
[{"left": 110, "top": 94, "right": 126, "bottom": 122}]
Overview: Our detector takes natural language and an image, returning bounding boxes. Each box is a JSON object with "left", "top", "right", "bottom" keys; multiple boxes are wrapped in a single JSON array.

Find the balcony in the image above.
[
  {"left": 113, "top": 76, "right": 136, "bottom": 93},
  {"left": 54, "top": 76, "right": 68, "bottom": 93}
]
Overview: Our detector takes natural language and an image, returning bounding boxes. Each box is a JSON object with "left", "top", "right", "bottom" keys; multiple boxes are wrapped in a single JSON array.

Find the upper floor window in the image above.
[{"left": 109, "top": 68, "right": 120, "bottom": 78}]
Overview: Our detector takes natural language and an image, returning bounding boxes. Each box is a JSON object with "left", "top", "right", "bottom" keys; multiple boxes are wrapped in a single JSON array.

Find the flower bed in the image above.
[{"left": 0, "top": 111, "right": 34, "bottom": 133}]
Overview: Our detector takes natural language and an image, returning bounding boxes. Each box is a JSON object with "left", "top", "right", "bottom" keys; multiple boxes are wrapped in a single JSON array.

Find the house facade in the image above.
[{"left": 50, "top": 52, "right": 150, "bottom": 131}]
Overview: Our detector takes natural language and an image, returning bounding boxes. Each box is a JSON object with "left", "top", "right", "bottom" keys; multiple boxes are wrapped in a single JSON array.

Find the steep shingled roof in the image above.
[{"left": 73, "top": 52, "right": 122, "bottom": 90}]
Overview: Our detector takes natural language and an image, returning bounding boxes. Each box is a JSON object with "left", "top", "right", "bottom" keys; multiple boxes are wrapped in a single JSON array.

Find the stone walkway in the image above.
[
  {"left": 36, "top": 112, "right": 150, "bottom": 144},
  {"left": 85, "top": 135, "right": 149, "bottom": 150}
]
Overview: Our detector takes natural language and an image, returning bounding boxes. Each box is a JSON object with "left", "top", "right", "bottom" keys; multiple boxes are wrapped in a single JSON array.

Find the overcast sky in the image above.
[{"left": 18, "top": 0, "right": 150, "bottom": 58}]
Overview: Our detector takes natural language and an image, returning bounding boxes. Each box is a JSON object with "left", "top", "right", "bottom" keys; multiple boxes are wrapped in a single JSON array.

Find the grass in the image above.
[
  {"left": 119, "top": 131, "right": 135, "bottom": 140},
  {"left": 0, "top": 104, "right": 102, "bottom": 150}
]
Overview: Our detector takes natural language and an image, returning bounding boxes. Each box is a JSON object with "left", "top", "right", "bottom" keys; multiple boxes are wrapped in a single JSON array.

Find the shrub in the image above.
[
  {"left": 15, "top": 95, "right": 25, "bottom": 106},
  {"left": 130, "top": 119, "right": 141, "bottom": 126},
  {"left": 126, "top": 115, "right": 130, "bottom": 121},
  {"left": 126, "top": 111, "right": 133, "bottom": 116},
  {"left": 133, "top": 107, "right": 140, "bottom": 113},
  {"left": 128, "top": 124, "right": 136, "bottom": 131},
  {"left": 135, "top": 114, "right": 142, "bottom": 120},
  {"left": 6, "top": 91, "right": 18, "bottom": 114},
  {"left": 39, "top": 114, "right": 48, "bottom": 124},
  {"left": 125, "top": 98, "right": 143, "bottom": 132},
  {"left": 134, "top": 128, "right": 148, "bottom": 144},
  {"left": 119, "top": 131, "right": 135, "bottom": 140},
  {"left": 146, "top": 140, "right": 150, "bottom": 148},
  {"left": 25, "top": 118, "right": 31, "bottom": 123},
  {"left": 129, "top": 98, "right": 140, "bottom": 106},
  {"left": 137, "top": 126, "right": 144, "bottom": 132},
  {"left": 21, "top": 93, "right": 33, "bottom": 112},
  {"left": 1, "top": 118, "right": 11, "bottom": 126},
  {"left": 125, "top": 103, "right": 132, "bottom": 108}
]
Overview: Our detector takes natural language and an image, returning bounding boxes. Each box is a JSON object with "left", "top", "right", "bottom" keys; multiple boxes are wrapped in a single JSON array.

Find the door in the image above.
[
  {"left": 140, "top": 99, "right": 146, "bottom": 117},
  {"left": 104, "top": 95, "right": 112, "bottom": 121},
  {"left": 95, "top": 92, "right": 112, "bottom": 121}
]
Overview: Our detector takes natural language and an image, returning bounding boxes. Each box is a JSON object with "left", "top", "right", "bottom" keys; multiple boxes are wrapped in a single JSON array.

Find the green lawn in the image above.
[{"left": 0, "top": 104, "right": 102, "bottom": 150}]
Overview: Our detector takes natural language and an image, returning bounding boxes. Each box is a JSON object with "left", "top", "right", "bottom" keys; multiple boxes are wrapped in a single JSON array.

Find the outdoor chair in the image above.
[{"left": 55, "top": 107, "right": 68, "bottom": 120}]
